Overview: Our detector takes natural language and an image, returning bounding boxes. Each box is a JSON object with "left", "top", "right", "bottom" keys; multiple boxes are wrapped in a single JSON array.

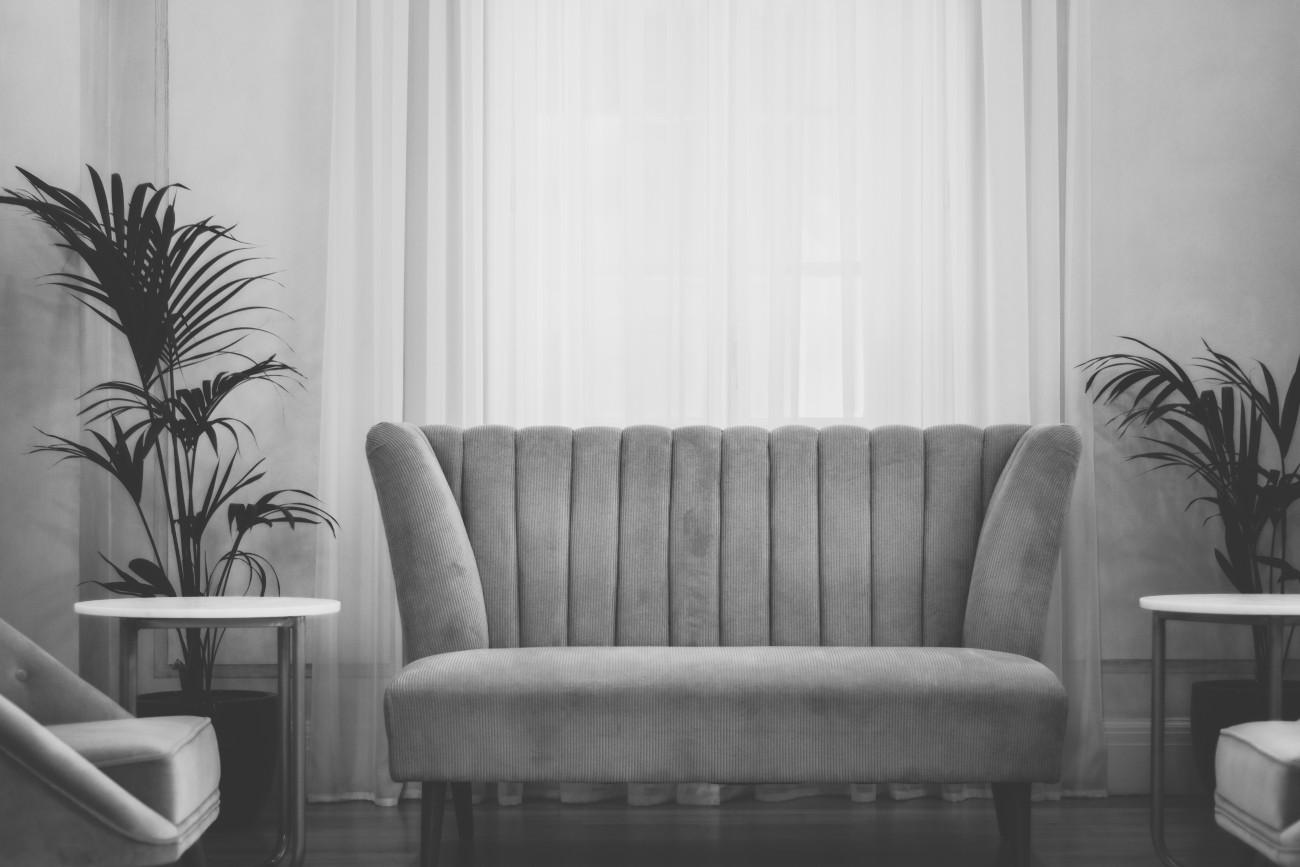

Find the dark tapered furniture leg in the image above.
[
  {"left": 992, "top": 782, "right": 1031, "bottom": 867},
  {"left": 451, "top": 782, "right": 474, "bottom": 843},
  {"left": 421, "top": 782, "right": 448, "bottom": 867}
]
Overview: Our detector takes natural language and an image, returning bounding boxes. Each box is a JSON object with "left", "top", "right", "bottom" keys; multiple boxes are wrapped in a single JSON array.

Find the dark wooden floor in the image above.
[{"left": 203, "top": 796, "right": 1252, "bottom": 867}]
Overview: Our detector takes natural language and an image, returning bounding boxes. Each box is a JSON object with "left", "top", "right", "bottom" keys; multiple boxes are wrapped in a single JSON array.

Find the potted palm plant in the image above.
[
  {"left": 1, "top": 166, "right": 337, "bottom": 825},
  {"left": 1082, "top": 337, "right": 1300, "bottom": 785}
]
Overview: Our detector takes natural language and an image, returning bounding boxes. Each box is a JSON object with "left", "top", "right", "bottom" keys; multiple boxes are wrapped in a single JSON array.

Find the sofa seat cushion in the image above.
[
  {"left": 1216, "top": 721, "right": 1300, "bottom": 866},
  {"left": 48, "top": 716, "right": 220, "bottom": 826},
  {"left": 385, "top": 646, "right": 1066, "bottom": 784}
]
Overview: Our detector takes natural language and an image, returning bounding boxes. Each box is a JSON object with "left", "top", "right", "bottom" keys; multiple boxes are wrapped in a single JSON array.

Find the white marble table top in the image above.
[
  {"left": 75, "top": 596, "right": 340, "bottom": 620},
  {"left": 1139, "top": 594, "right": 1300, "bottom": 616}
]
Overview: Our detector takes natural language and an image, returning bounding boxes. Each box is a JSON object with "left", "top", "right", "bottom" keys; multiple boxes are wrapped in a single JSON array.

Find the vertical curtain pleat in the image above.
[
  {"left": 1053, "top": 0, "right": 1108, "bottom": 797},
  {"left": 310, "top": 0, "right": 409, "bottom": 804}
]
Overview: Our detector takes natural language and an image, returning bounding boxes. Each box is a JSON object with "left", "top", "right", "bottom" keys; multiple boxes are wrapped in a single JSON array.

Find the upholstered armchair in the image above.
[{"left": 0, "top": 617, "right": 220, "bottom": 866}]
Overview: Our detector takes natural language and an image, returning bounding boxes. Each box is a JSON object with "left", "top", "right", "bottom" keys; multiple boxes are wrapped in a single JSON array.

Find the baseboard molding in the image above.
[
  {"left": 1105, "top": 717, "right": 1204, "bottom": 796},
  {"left": 1102, "top": 658, "right": 1258, "bottom": 676}
]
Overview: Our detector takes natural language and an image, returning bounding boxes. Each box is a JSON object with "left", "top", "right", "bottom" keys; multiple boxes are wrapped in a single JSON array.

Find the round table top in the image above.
[
  {"left": 75, "top": 596, "right": 341, "bottom": 620},
  {"left": 1139, "top": 594, "right": 1300, "bottom": 616}
]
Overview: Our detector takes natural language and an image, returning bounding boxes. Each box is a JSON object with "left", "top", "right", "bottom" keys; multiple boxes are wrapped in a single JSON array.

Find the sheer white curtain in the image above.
[
  {"left": 419, "top": 0, "right": 1057, "bottom": 429},
  {"left": 309, "top": 0, "right": 409, "bottom": 804},
  {"left": 309, "top": 0, "right": 1105, "bottom": 803}
]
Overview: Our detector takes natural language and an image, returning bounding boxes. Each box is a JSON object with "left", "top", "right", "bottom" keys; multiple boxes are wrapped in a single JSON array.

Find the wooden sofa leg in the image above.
[
  {"left": 421, "top": 782, "right": 448, "bottom": 867},
  {"left": 991, "top": 782, "right": 1031, "bottom": 867},
  {"left": 451, "top": 782, "right": 474, "bottom": 843}
]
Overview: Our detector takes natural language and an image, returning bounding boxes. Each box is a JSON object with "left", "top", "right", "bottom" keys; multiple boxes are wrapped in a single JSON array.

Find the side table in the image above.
[
  {"left": 76, "top": 596, "right": 341, "bottom": 867},
  {"left": 1141, "top": 593, "right": 1300, "bottom": 867}
]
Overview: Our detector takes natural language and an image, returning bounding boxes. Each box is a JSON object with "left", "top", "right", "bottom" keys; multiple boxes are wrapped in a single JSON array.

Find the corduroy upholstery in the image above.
[
  {"left": 367, "top": 422, "right": 1081, "bottom": 862},
  {"left": 0, "top": 618, "right": 219, "bottom": 866},
  {"left": 386, "top": 645, "right": 1065, "bottom": 783},
  {"left": 1216, "top": 721, "right": 1300, "bottom": 865}
]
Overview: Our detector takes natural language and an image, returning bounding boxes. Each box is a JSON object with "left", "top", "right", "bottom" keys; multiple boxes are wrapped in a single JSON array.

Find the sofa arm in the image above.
[
  {"left": 366, "top": 422, "right": 490, "bottom": 662},
  {"left": 962, "top": 425, "right": 1081, "bottom": 660}
]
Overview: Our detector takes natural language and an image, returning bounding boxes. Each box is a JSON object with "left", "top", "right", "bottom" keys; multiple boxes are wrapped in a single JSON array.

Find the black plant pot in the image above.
[
  {"left": 1189, "top": 679, "right": 1300, "bottom": 789},
  {"left": 137, "top": 689, "right": 278, "bottom": 828}
]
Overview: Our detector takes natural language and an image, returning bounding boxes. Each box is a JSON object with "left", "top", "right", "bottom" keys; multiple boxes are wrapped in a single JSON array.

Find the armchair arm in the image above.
[
  {"left": 367, "top": 422, "right": 490, "bottom": 662},
  {"left": 0, "top": 694, "right": 182, "bottom": 865},
  {"left": 0, "top": 618, "right": 129, "bottom": 725},
  {"left": 962, "top": 425, "right": 1082, "bottom": 660}
]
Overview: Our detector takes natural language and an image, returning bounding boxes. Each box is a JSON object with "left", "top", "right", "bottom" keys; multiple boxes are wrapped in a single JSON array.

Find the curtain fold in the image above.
[
  {"left": 308, "top": 0, "right": 410, "bottom": 805},
  {"left": 309, "top": 0, "right": 1105, "bottom": 803},
  {"left": 1054, "top": 0, "right": 1108, "bottom": 797}
]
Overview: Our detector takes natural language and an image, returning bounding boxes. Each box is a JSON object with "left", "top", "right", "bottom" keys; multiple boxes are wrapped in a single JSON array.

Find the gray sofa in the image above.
[{"left": 367, "top": 422, "right": 1081, "bottom": 867}]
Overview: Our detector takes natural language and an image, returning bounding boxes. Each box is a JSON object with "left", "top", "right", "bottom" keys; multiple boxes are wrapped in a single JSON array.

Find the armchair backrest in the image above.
[{"left": 0, "top": 618, "right": 127, "bottom": 725}]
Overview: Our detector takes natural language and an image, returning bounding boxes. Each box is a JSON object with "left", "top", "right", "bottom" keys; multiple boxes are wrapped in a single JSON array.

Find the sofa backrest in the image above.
[{"left": 367, "top": 422, "right": 1080, "bottom": 659}]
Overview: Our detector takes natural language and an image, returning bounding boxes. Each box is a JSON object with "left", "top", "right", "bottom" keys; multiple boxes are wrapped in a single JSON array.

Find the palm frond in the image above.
[
  {"left": 163, "top": 357, "right": 300, "bottom": 451},
  {"left": 91, "top": 554, "right": 175, "bottom": 598},
  {"left": 227, "top": 489, "right": 339, "bottom": 537},
  {"left": 1082, "top": 337, "right": 1300, "bottom": 602},
  {"left": 211, "top": 550, "right": 281, "bottom": 598},
  {"left": 31, "top": 418, "right": 157, "bottom": 503}
]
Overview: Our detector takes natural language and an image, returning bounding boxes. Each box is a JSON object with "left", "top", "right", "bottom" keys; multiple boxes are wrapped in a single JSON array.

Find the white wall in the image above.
[
  {"left": 141, "top": 0, "right": 334, "bottom": 691},
  {"left": 1087, "top": 0, "right": 1300, "bottom": 792},
  {"left": 0, "top": 0, "right": 83, "bottom": 666}
]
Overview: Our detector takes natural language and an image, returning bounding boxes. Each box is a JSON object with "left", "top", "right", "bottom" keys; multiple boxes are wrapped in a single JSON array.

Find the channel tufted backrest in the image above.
[{"left": 412, "top": 423, "right": 1038, "bottom": 651}]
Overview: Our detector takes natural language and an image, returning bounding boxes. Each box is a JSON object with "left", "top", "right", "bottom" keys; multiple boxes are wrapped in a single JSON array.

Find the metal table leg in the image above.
[
  {"left": 1150, "top": 614, "right": 1187, "bottom": 867},
  {"left": 1269, "top": 619, "right": 1284, "bottom": 720},
  {"left": 267, "top": 617, "right": 306, "bottom": 867},
  {"left": 292, "top": 617, "right": 306, "bottom": 866},
  {"left": 118, "top": 620, "right": 139, "bottom": 716}
]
